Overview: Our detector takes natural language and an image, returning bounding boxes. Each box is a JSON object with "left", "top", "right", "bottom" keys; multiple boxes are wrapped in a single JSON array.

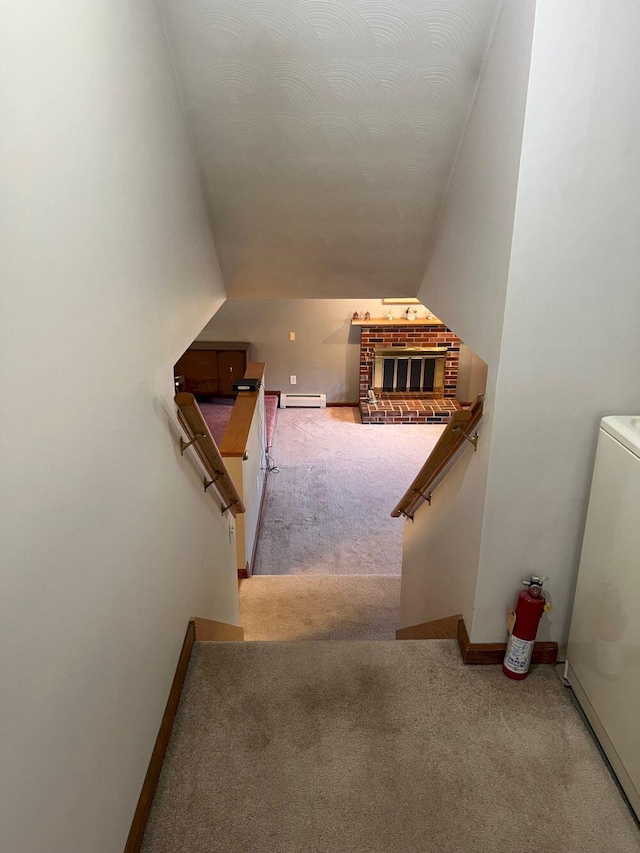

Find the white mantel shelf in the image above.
[{"left": 351, "top": 317, "right": 444, "bottom": 327}]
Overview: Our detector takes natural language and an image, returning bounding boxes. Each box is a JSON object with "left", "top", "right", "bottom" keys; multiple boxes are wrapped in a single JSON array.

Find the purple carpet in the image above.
[
  {"left": 200, "top": 394, "right": 278, "bottom": 448},
  {"left": 199, "top": 401, "right": 233, "bottom": 446}
]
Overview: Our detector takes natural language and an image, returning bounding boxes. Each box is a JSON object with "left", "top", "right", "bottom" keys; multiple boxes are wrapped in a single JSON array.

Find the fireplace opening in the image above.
[{"left": 373, "top": 346, "right": 448, "bottom": 397}]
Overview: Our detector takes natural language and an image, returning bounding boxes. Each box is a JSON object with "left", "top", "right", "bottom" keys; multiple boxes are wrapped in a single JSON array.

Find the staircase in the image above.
[
  {"left": 140, "top": 638, "right": 640, "bottom": 853},
  {"left": 134, "top": 397, "right": 636, "bottom": 852},
  {"left": 239, "top": 575, "right": 401, "bottom": 641}
]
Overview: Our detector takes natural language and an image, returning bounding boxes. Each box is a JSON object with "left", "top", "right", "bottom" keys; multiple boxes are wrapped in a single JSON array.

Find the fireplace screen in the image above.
[{"left": 373, "top": 347, "right": 448, "bottom": 396}]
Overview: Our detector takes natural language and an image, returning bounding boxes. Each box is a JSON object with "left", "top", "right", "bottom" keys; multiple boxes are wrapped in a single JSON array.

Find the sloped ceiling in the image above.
[{"left": 161, "top": 0, "right": 500, "bottom": 298}]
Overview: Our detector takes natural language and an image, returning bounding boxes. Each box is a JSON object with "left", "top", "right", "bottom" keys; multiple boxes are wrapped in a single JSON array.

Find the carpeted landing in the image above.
[
  {"left": 239, "top": 575, "right": 401, "bottom": 640},
  {"left": 142, "top": 641, "right": 640, "bottom": 853},
  {"left": 253, "top": 407, "right": 443, "bottom": 576}
]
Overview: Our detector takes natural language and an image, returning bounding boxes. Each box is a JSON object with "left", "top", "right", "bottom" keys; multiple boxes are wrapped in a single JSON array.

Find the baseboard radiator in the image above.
[{"left": 280, "top": 393, "right": 326, "bottom": 409}]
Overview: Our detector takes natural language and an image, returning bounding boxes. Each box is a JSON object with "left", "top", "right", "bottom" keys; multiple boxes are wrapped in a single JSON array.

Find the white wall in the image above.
[
  {"left": 416, "top": 0, "right": 536, "bottom": 368},
  {"left": 199, "top": 299, "right": 421, "bottom": 401},
  {"left": 456, "top": 345, "right": 488, "bottom": 403},
  {"left": 400, "top": 0, "right": 536, "bottom": 630},
  {"left": 471, "top": 0, "right": 640, "bottom": 645},
  {"left": 0, "top": 3, "right": 237, "bottom": 852},
  {"left": 199, "top": 298, "right": 478, "bottom": 403},
  {"left": 240, "top": 386, "right": 268, "bottom": 571},
  {"left": 224, "top": 385, "right": 267, "bottom": 572},
  {"left": 400, "top": 445, "right": 489, "bottom": 629}
]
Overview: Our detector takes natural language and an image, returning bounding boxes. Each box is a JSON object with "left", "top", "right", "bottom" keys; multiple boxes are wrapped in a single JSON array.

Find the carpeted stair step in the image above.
[
  {"left": 142, "top": 640, "right": 640, "bottom": 853},
  {"left": 239, "top": 575, "right": 401, "bottom": 640}
]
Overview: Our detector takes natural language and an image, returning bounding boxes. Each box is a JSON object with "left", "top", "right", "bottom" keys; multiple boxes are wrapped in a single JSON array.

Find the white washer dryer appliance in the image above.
[{"left": 566, "top": 416, "right": 640, "bottom": 819}]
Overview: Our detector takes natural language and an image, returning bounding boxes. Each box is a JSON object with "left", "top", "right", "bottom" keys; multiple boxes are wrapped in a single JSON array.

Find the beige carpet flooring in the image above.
[
  {"left": 253, "top": 408, "right": 443, "bottom": 575},
  {"left": 142, "top": 640, "right": 640, "bottom": 853},
  {"left": 239, "top": 575, "right": 401, "bottom": 640}
]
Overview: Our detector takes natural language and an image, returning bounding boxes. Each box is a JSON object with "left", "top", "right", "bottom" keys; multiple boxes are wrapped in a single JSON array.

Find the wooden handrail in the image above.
[
  {"left": 219, "top": 363, "right": 265, "bottom": 458},
  {"left": 391, "top": 396, "right": 484, "bottom": 520},
  {"left": 174, "top": 393, "right": 246, "bottom": 516}
]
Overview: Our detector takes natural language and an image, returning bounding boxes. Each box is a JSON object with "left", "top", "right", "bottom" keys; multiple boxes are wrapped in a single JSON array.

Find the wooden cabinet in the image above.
[
  {"left": 216, "top": 349, "right": 247, "bottom": 395},
  {"left": 174, "top": 342, "right": 250, "bottom": 398}
]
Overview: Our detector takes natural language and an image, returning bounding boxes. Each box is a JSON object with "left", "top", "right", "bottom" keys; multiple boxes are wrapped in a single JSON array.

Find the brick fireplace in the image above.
[{"left": 355, "top": 318, "right": 462, "bottom": 424}]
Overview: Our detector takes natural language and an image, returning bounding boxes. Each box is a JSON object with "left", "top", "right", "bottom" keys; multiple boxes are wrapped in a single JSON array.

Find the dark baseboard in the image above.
[
  {"left": 124, "top": 621, "right": 196, "bottom": 853},
  {"left": 457, "top": 618, "right": 558, "bottom": 665},
  {"left": 124, "top": 617, "right": 244, "bottom": 851},
  {"left": 396, "top": 614, "right": 461, "bottom": 640}
]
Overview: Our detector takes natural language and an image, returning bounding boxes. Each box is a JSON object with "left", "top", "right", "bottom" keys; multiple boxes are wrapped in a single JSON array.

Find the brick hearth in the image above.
[
  {"left": 361, "top": 395, "right": 462, "bottom": 424},
  {"left": 355, "top": 319, "right": 461, "bottom": 424}
]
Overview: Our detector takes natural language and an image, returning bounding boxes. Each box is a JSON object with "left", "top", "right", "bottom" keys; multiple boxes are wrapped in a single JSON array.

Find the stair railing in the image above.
[
  {"left": 174, "top": 392, "right": 246, "bottom": 516},
  {"left": 391, "top": 396, "right": 484, "bottom": 520}
]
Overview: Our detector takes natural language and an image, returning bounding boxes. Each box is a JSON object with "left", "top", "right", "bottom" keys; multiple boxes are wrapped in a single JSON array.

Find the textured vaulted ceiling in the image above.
[{"left": 161, "top": 0, "right": 500, "bottom": 298}]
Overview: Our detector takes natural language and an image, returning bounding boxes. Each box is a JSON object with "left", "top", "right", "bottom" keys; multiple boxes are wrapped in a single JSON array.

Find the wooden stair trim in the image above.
[
  {"left": 396, "top": 615, "right": 462, "bottom": 640},
  {"left": 457, "top": 618, "right": 558, "bottom": 666},
  {"left": 192, "top": 617, "right": 244, "bottom": 641},
  {"left": 219, "top": 362, "right": 266, "bottom": 457},
  {"left": 397, "top": 615, "right": 558, "bottom": 665},
  {"left": 124, "top": 617, "right": 244, "bottom": 852},
  {"left": 124, "top": 621, "right": 195, "bottom": 853}
]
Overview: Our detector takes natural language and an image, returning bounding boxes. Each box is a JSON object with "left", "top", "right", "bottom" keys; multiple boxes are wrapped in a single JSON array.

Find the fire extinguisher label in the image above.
[{"left": 504, "top": 635, "right": 534, "bottom": 675}]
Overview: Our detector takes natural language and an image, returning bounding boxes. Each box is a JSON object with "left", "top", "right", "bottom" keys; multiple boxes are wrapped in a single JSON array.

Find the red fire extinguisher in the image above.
[{"left": 503, "top": 577, "right": 547, "bottom": 680}]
